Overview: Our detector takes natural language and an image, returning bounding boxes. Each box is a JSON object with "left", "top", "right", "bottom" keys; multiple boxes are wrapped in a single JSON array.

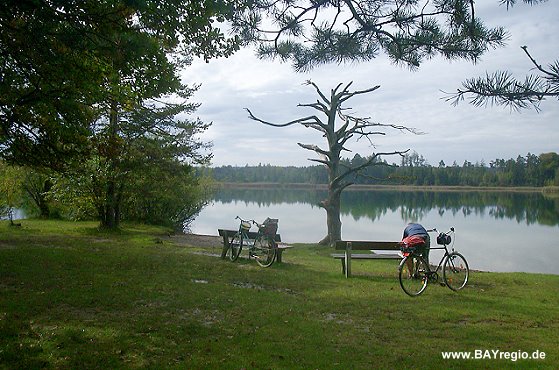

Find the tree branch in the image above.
[
  {"left": 297, "top": 142, "right": 330, "bottom": 158},
  {"left": 339, "top": 84, "right": 381, "bottom": 104},
  {"left": 245, "top": 108, "right": 324, "bottom": 127},
  {"left": 332, "top": 149, "right": 410, "bottom": 189},
  {"left": 304, "top": 80, "right": 330, "bottom": 105},
  {"left": 298, "top": 101, "right": 329, "bottom": 114},
  {"left": 445, "top": 45, "right": 559, "bottom": 111},
  {"left": 240, "top": 0, "right": 508, "bottom": 71},
  {"left": 521, "top": 46, "right": 559, "bottom": 79},
  {"left": 308, "top": 157, "right": 330, "bottom": 166}
]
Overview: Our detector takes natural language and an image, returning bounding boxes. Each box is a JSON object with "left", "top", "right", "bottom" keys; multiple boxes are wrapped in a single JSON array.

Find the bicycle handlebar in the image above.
[
  {"left": 235, "top": 216, "right": 252, "bottom": 223},
  {"left": 235, "top": 216, "right": 262, "bottom": 227},
  {"left": 252, "top": 220, "right": 265, "bottom": 228},
  {"left": 427, "top": 227, "right": 455, "bottom": 234}
]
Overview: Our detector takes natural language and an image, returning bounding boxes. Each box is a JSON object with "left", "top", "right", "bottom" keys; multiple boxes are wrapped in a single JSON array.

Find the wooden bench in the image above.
[
  {"left": 217, "top": 229, "right": 290, "bottom": 263},
  {"left": 332, "top": 240, "right": 401, "bottom": 278}
]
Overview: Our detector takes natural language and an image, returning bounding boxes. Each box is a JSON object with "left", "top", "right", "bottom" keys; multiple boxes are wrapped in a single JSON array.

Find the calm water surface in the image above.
[{"left": 190, "top": 188, "right": 559, "bottom": 275}]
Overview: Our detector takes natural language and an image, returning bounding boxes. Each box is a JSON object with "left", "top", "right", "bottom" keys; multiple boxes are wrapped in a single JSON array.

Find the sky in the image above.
[{"left": 182, "top": 1, "right": 558, "bottom": 168}]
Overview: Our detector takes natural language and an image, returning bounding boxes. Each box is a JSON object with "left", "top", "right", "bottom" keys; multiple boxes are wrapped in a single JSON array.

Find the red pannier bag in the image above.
[{"left": 398, "top": 235, "right": 426, "bottom": 257}]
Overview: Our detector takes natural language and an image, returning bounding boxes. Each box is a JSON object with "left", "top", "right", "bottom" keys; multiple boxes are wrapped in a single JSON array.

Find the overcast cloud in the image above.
[{"left": 182, "top": 1, "right": 558, "bottom": 167}]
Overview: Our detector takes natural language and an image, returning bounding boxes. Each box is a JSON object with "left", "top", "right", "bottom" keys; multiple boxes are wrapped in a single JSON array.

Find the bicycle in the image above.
[
  {"left": 398, "top": 227, "right": 469, "bottom": 297},
  {"left": 227, "top": 216, "right": 278, "bottom": 268}
]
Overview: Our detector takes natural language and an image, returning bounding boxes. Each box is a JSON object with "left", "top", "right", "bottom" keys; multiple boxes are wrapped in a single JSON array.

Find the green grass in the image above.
[{"left": 1, "top": 220, "right": 558, "bottom": 369}]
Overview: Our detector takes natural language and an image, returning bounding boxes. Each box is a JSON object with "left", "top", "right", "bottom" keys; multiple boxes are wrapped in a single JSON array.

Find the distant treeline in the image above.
[{"left": 201, "top": 152, "right": 559, "bottom": 187}]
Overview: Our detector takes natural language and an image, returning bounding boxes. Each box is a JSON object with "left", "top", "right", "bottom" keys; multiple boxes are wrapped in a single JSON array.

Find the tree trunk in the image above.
[
  {"left": 319, "top": 145, "right": 343, "bottom": 245},
  {"left": 319, "top": 187, "right": 342, "bottom": 245},
  {"left": 100, "top": 175, "right": 122, "bottom": 229},
  {"left": 100, "top": 101, "right": 121, "bottom": 229},
  {"left": 102, "top": 179, "right": 117, "bottom": 228},
  {"left": 37, "top": 180, "right": 52, "bottom": 218}
]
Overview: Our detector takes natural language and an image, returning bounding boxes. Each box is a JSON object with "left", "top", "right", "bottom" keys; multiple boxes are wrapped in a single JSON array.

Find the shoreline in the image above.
[
  {"left": 175, "top": 233, "right": 555, "bottom": 275},
  {"left": 215, "top": 182, "right": 556, "bottom": 193}
]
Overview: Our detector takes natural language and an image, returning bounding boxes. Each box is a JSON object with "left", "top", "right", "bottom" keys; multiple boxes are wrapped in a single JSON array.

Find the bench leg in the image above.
[
  {"left": 345, "top": 245, "right": 352, "bottom": 278},
  {"left": 345, "top": 256, "right": 351, "bottom": 278},
  {"left": 220, "top": 235, "right": 230, "bottom": 259},
  {"left": 340, "top": 259, "right": 345, "bottom": 275},
  {"left": 276, "top": 249, "right": 283, "bottom": 263}
]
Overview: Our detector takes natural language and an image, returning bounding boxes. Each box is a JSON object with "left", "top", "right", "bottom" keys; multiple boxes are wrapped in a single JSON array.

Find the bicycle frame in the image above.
[
  {"left": 237, "top": 225, "right": 253, "bottom": 246},
  {"left": 420, "top": 228, "right": 455, "bottom": 276},
  {"left": 423, "top": 244, "right": 452, "bottom": 275},
  {"left": 236, "top": 220, "right": 272, "bottom": 247}
]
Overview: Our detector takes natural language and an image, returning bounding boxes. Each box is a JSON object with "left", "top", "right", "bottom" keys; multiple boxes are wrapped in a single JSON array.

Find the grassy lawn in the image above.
[{"left": 1, "top": 220, "right": 558, "bottom": 369}]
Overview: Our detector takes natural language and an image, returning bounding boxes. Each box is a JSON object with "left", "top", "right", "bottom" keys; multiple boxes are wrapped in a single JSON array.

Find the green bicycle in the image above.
[{"left": 227, "top": 216, "right": 278, "bottom": 268}]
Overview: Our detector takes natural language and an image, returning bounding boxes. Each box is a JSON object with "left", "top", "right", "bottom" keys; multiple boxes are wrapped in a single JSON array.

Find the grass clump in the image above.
[{"left": 1, "top": 220, "right": 558, "bottom": 369}]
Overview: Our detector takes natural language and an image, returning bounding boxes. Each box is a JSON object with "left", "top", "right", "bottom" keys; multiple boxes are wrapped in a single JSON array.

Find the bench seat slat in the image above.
[
  {"left": 218, "top": 229, "right": 281, "bottom": 242},
  {"left": 334, "top": 240, "right": 399, "bottom": 250},
  {"left": 331, "top": 253, "right": 401, "bottom": 259}
]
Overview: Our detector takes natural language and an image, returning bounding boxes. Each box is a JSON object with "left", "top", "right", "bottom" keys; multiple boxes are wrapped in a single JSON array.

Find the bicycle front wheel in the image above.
[
  {"left": 228, "top": 233, "right": 243, "bottom": 262},
  {"left": 399, "top": 255, "right": 429, "bottom": 297},
  {"left": 443, "top": 252, "right": 469, "bottom": 291},
  {"left": 252, "top": 238, "right": 276, "bottom": 268}
]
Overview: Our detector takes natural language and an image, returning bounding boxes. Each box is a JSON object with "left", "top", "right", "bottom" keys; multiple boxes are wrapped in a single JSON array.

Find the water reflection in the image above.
[
  {"left": 0, "top": 208, "right": 25, "bottom": 221},
  {"left": 215, "top": 188, "right": 559, "bottom": 226},
  {"left": 191, "top": 187, "right": 559, "bottom": 274}
]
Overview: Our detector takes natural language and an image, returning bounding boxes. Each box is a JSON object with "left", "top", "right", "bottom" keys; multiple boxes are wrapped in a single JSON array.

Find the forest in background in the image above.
[{"left": 203, "top": 152, "right": 559, "bottom": 187}]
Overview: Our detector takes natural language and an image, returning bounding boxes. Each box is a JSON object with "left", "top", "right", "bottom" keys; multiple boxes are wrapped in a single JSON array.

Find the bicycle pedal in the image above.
[{"left": 439, "top": 282, "right": 446, "bottom": 287}]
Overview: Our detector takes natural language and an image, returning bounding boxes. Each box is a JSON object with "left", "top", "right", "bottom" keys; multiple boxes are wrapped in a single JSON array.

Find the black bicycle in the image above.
[
  {"left": 398, "top": 227, "right": 469, "bottom": 297},
  {"left": 227, "top": 216, "right": 278, "bottom": 268}
]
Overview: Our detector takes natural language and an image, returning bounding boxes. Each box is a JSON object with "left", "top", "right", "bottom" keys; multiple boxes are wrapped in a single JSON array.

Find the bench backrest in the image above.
[
  {"left": 218, "top": 229, "right": 282, "bottom": 242},
  {"left": 334, "top": 240, "right": 400, "bottom": 251}
]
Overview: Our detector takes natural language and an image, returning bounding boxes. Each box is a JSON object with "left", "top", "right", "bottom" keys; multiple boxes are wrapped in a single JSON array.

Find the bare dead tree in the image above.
[{"left": 246, "top": 80, "right": 416, "bottom": 245}]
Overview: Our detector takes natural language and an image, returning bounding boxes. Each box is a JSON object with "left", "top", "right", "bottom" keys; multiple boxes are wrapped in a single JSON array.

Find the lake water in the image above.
[
  {"left": 189, "top": 187, "right": 559, "bottom": 275},
  {"left": 0, "top": 208, "right": 25, "bottom": 221}
]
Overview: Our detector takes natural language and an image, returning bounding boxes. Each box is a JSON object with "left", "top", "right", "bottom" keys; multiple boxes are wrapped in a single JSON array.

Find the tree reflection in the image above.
[{"left": 213, "top": 188, "right": 559, "bottom": 226}]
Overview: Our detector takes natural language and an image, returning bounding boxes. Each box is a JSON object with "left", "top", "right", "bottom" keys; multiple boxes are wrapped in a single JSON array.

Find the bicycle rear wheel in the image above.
[
  {"left": 228, "top": 233, "right": 243, "bottom": 262},
  {"left": 399, "top": 255, "right": 429, "bottom": 296},
  {"left": 252, "top": 238, "right": 276, "bottom": 267},
  {"left": 443, "top": 252, "right": 469, "bottom": 291}
]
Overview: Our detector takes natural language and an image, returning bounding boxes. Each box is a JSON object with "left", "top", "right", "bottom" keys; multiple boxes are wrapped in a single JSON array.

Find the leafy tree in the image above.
[
  {"left": 122, "top": 158, "right": 212, "bottom": 229},
  {"left": 0, "top": 0, "right": 245, "bottom": 169},
  {"left": 58, "top": 86, "right": 213, "bottom": 229},
  {"left": 247, "top": 80, "right": 413, "bottom": 245},
  {"left": 540, "top": 152, "right": 559, "bottom": 185},
  {"left": 112, "top": 98, "right": 213, "bottom": 229},
  {"left": 46, "top": 171, "right": 98, "bottom": 221},
  {"left": 233, "top": 0, "right": 508, "bottom": 72},
  {"left": 1, "top": 0, "right": 249, "bottom": 228}
]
